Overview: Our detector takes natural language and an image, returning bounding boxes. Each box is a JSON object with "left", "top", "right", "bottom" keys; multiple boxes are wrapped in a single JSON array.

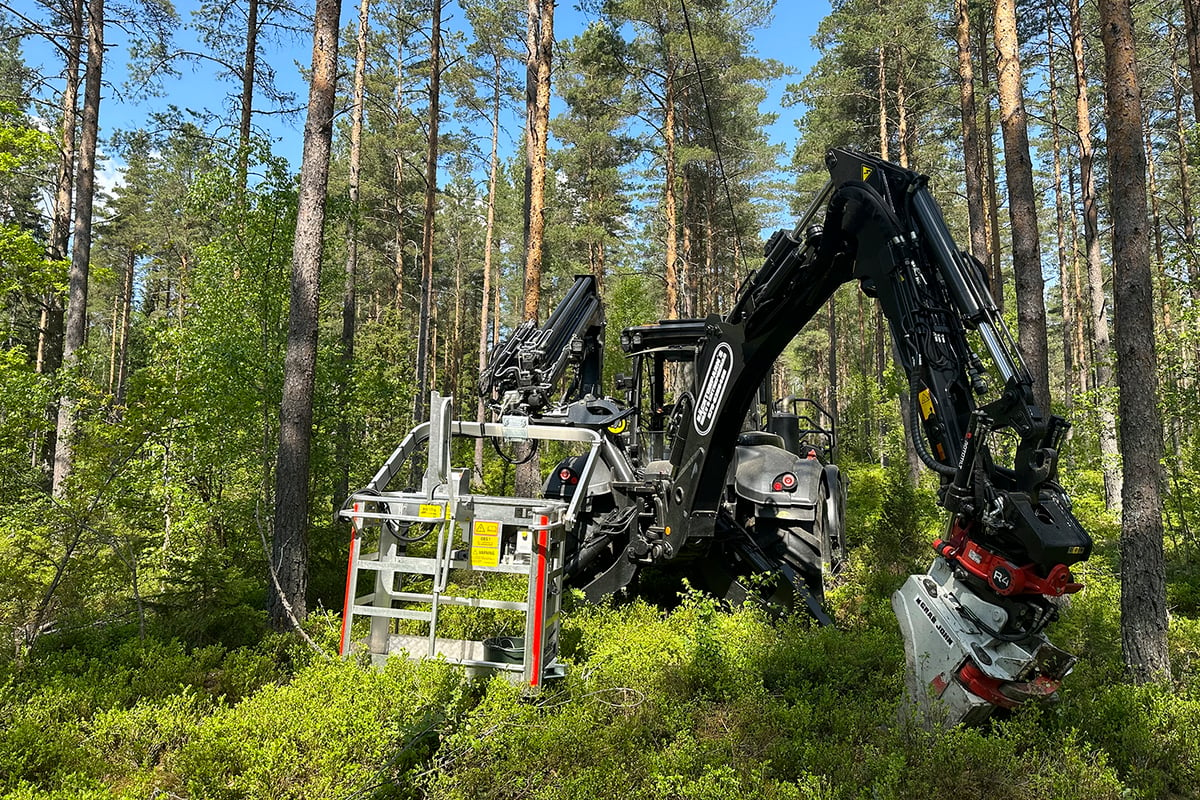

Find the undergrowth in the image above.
[{"left": 3, "top": 463, "right": 1200, "bottom": 799}]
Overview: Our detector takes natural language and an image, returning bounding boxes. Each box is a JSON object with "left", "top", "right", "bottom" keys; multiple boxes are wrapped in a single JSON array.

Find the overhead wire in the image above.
[{"left": 678, "top": 0, "right": 749, "bottom": 279}]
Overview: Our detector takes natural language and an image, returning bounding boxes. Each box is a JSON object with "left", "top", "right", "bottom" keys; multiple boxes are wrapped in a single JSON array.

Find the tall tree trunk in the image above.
[
  {"left": 523, "top": 0, "right": 537, "bottom": 276},
  {"left": 877, "top": 36, "right": 889, "bottom": 161},
  {"left": 415, "top": 0, "right": 442, "bottom": 425},
  {"left": 523, "top": 0, "right": 553, "bottom": 323},
  {"left": 237, "top": 0, "right": 260, "bottom": 193},
  {"left": 663, "top": 62, "right": 679, "bottom": 319},
  {"left": 1184, "top": 0, "right": 1200, "bottom": 119},
  {"left": 517, "top": 0, "right": 553, "bottom": 496},
  {"left": 955, "top": 0, "right": 988, "bottom": 261},
  {"left": 994, "top": 0, "right": 1051, "bottom": 413},
  {"left": 1171, "top": 26, "right": 1200, "bottom": 305},
  {"left": 1070, "top": 0, "right": 1122, "bottom": 508},
  {"left": 38, "top": 0, "right": 82, "bottom": 379},
  {"left": 1066, "top": 167, "right": 1090, "bottom": 393},
  {"left": 268, "top": 0, "right": 341, "bottom": 631},
  {"left": 476, "top": 52, "right": 503, "bottom": 484},
  {"left": 1099, "top": 0, "right": 1171, "bottom": 683},
  {"left": 393, "top": 28, "right": 406, "bottom": 310},
  {"left": 335, "top": 0, "right": 370, "bottom": 510},
  {"left": 51, "top": 0, "right": 104, "bottom": 498},
  {"left": 115, "top": 249, "right": 133, "bottom": 407},
  {"left": 1145, "top": 127, "right": 1181, "bottom": 465},
  {"left": 680, "top": 164, "right": 693, "bottom": 318},
  {"left": 1047, "top": 12, "right": 1073, "bottom": 405},
  {"left": 976, "top": 4, "right": 1004, "bottom": 310}
]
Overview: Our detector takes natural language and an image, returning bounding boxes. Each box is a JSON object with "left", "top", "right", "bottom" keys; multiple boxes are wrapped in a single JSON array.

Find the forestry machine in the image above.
[{"left": 474, "top": 147, "right": 1092, "bottom": 725}]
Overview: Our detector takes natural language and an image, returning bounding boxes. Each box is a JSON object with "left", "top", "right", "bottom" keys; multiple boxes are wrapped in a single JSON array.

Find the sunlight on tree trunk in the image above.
[{"left": 268, "top": 0, "right": 341, "bottom": 631}]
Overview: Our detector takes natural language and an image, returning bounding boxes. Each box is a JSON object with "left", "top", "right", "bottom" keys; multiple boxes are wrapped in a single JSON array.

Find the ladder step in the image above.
[
  {"left": 378, "top": 590, "right": 526, "bottom": 611},
  {"left": 356, "top": 557, "right": 534, "bottom": 576},
  {"left": 351, "top": 605, "right": 431, "bottom": 622}
]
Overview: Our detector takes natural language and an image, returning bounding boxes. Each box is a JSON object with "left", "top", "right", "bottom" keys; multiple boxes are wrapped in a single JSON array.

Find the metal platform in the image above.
[{"left": 337, "top": 393, "right": 598, "bottom": 687}]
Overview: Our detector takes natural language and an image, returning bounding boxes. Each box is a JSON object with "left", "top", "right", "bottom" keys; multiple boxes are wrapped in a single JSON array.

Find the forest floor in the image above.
[{"left": 3, "top": 463, "right": 1200, "bottom": 800}]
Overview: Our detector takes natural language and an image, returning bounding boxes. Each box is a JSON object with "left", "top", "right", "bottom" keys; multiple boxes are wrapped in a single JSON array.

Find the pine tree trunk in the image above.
[
  {"left": 115, "top": 249, "right": 133, "bottom": 407},
  {"left": 523, "top": 0, "right": 537, "bottom": 273},
  {"left": 877, "top": 35, "right": 889, "bottom": 161},
  {"left": 1145, "top": 127, "right": 1181, "bottom": 465},
  {"left": 336, "top": 0, "right": 370, "bottom": 510},
  {"left": 1066, "top": 167, "right": 1090, "bottom": 394},
  {"left": 51, "top": 0, "right": 104, "bottom": 498},
  {"left": 1184, "top": 0, "right": 1200, "bottom": 119},
  {"left": 1070, "top": 0, "right": 1122, "bottom": 509},
  {"left": 994, "top": 0, "right": 1051, "bottom": 413},
  {"left": 1171, "top": 29, "right": 1200, "bottom": 305},
  {"left": 955, "top": 0, "right": 988, "bottom": 262},
  {"left": 38, "top": 0, "right": 82, "bottom": 379},
  {"left": 976, "top": 4, "right": 1004, "bottom": 311},
  {"left": 523, "top": 0, "right": 552, "bottom": 323},
  {"left": 663, "top": 63, "right": 679, "bottom": 320},
  {"left": 268, "top": 0, "right": 341, "bottom": 631},
  {"left": 415, "top": 0, "right": 442, "bottom": 425},
  {"left": 476, "top": 53, "right": 503, "bottom": 485},
  {"left": 392, "top": 29, "right": 406, "bottom": 310},
  {"left": 686, "top": 165, "right": 696, "bottom": 319},
  {"left": 237, "top": 0, "right": 260, "bottom": 194},
  {"left": 517, "top": 0, "right": 553, "bottom": 496},
  {"left": 1098, "top": 0, "right": 1171, "bottom": 683},
  {"left": 1047, "top": 13, "right": 1073, "bottom": 405}
]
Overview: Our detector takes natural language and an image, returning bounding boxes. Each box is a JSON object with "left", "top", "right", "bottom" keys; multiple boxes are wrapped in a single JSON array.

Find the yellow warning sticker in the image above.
[
  {"left": 418, "top": 503, "right": 444, "bottom": 519},
  {"left": 607, "top": 418, "right": 628, "bottom": 435},
  {"left": 862, "top": 165, "right": 873, "bottom": 181},
  {"left": 918, "top": 389, "right": 934, "bottom": 420},
  {"left": 471, "top": 520, "right": 501, "bottom": 568}
]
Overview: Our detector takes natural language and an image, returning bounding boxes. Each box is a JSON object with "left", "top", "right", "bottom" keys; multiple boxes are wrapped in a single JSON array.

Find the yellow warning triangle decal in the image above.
[{"left": 862, "top": 165, "right": 873, "bottom": 181}]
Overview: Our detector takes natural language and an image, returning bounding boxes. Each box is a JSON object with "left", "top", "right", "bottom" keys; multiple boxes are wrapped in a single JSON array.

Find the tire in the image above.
[{"left": 774, "top": 481, "right": 830, "bottom": 600}]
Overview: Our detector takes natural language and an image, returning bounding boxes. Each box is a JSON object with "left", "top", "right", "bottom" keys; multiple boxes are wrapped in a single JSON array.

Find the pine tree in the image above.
[{"left": 269, "top": 0, "right": 341, "bottom": 631}]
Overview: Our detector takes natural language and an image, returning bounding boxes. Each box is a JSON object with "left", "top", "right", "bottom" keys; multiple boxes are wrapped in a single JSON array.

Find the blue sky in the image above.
[{"left": 20, "top": 0, "right": 831, "bottom": 199}]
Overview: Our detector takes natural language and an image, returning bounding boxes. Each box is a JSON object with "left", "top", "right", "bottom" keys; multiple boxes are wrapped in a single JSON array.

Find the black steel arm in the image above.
[
  {"left": 479, "top": 275, "right": 606, "bottom": 415},
  {"left": 657, "top": 148, "right": 1090, "bottom": 576}
]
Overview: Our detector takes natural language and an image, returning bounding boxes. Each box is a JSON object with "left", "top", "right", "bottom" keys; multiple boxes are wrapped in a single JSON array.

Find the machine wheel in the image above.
[
  {"left": 774, "top": 481, "right": 832, "bottom": 600},
  {"left": 823, "top": 476, "right": 848, "bottom": 575}
]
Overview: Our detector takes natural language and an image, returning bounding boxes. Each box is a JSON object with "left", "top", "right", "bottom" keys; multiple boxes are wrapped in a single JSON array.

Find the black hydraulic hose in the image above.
[{"left": 909, "top": 373, "right": 957, "bottom": 477}]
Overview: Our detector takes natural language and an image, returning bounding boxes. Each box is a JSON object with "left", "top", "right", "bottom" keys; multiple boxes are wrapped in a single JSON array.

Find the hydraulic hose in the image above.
[{"left": 909, "top": 373, "right": 957, "bottom": 477}]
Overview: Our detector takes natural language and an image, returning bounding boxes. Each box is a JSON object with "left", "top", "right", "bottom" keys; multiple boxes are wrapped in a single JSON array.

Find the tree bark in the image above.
[
  {"left": 51, "top": 0, "right": 104, "bottom": 498},
  {"left": 38, "top": 0, "right": 82, "bottom": 379},
  {"left": 994, "top": 0, "right": 1051, "bottom": 413},
  {"left": 517, "top": 0, "right": 553, "bottom": 496},
  {"left": 1184, "top": 0, "right": 1200, "bottom": 120},
  {"left": 1098, "top": 0, "right": 1171, "bottom": 683},
  {"left": 392, "top": 25, "right": 406, "bottom": 310},
  {"left": 523, "top": 0, "right": 553, "bottom": 323},
  {"left": 1047, "top": 12, "right": 1073, "bottom": 405},
  {"left": 415, "top": 0, "right": 442, "bottom": 424},
  {"left": 1070, "top": 0, "right": 1122, "bottom": 509},
  {"left": 955, "top": 0, "right": 988, "bottom": 262},
  {"left": 268, "top": 0, "right": 341, "bottom": 631},
  {"left": 663, "top": 61, "right": 679, "bottom": 319},
  {"left": 877, "top": 34, "right": 889, "bottom": 161},
  {"left": 116, "top": 249, "right": 134, "bottom": 406},
  {"left": 237, "top": 0, "right": 260, "bottom": 193},
  {"left": 335, "top": 0, "right": 370, "bottom": 510},
  {"left": 976, "top": 3, "right": 1004, "bottom": 311},
  {"left": 1171, "top": 25, "right": 1200, "bottom": 306},
  {"left": 476, "top": 52, "right": 503, "bottom": 484}
]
